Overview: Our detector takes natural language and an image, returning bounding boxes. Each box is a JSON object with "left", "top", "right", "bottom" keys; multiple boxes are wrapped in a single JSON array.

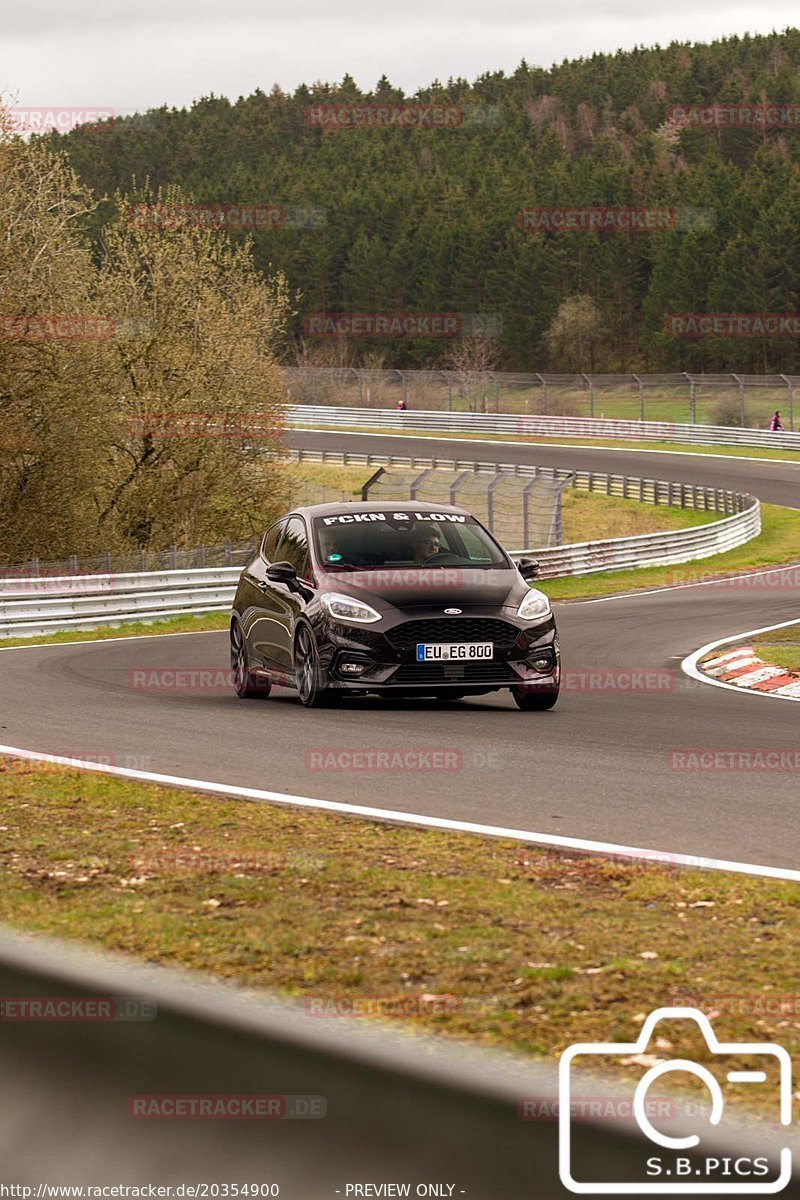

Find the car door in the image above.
[
  {"left": 244, "top": 519, "right": 287, "bottom": 670},
  {"left": 267, "top": 516, "right": 312, "bottom": 672},
  {"left": 251, "top": 516, "right": 311, "bottom": 673}
]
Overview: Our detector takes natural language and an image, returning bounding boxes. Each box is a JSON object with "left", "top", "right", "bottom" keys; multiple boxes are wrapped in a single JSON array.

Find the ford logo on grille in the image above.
[{"left": 443, "top": 607, "right": 462, "bottom": 615}]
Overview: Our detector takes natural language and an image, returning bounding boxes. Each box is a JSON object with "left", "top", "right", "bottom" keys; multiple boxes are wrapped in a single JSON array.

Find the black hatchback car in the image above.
[{"left": 229, "top": 501, "right": 560, "bottom": 709}]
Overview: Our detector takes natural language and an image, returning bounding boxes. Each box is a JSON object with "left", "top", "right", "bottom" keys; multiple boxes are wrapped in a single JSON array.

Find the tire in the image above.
[
  {"left": 230, "top": 621, "right": 271, "bottom": 699},
  {"left": 294, "top": 625, "right": 336, "bottom": 708},
  {"left": 511, "top": 684, "right": 559, "bottom": 711}
]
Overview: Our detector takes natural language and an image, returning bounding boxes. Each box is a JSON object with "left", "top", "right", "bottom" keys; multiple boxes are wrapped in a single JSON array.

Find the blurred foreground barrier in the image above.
[{"left": 0, "top": 927, "right": 797, "bottom": 1196}]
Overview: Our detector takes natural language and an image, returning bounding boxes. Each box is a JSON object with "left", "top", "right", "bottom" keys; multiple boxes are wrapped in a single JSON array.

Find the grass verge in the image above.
[
  {"left": 0, "top": 611, "right": 230, "bottom": 651},
  {"left": 541, "top": 503, "right": 800, "bottom": 601},
  {"left": 0, "top": 758, "right": 797, "bottom": 1113},
  {"left": 752, "top": 621, "right": 800, "bottom": 673}
]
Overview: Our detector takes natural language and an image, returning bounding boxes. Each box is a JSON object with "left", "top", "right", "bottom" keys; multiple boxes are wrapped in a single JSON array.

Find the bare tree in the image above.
[
  {"left": 545, "top": 294, "right": 605, "bottom": 372},
  {"left": 444, "top": 334, "right": 499, "bottom": 412}
]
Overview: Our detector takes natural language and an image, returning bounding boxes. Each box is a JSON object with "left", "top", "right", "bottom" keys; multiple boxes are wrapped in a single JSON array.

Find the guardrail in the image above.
[
  {"left": 287, "top": 402, "right": 800, "bottom": 450},
  {"left": 284, "top": 367, "right": 800, "bottom": 429},
  {"left": 294, "top": 447, "right": 760, "bottom": 580},
  {"left": 0, "top": 454, "right": 759, "bottom": 637},
  {"left": 1, "top": 924, "right": 795, "bottom": 1194}
]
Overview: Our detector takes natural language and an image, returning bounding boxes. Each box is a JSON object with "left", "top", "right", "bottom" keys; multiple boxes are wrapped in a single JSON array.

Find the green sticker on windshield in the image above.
[{"left": 328, "top": 552, "right": 343, "bottom": 562}]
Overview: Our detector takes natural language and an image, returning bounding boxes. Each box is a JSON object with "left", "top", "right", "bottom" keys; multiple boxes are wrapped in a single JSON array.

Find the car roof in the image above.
[{"left": 290, "top": 500, "right": 471, "bottom": 519}]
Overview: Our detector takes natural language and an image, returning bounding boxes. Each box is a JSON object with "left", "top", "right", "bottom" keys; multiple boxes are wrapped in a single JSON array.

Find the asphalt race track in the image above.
[
  {"left": 289, "top": 427, "right": 800, "bottom": 508},
  {"left": 1, "top": 430, "right": 799, "bottom": 871}
]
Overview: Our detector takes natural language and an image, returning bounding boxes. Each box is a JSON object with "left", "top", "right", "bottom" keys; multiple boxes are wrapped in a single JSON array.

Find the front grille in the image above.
[
  {"left": 386, "top": 618, "right": 519, "bottom": 651},
  {"left": 392, "top": 662, "right": 518, "bottom": 685}
]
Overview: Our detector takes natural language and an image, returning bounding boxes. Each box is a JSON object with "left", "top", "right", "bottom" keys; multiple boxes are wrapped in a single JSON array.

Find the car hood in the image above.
[{"left": 314, "top": 566, "right": 530, "bottom": 611}]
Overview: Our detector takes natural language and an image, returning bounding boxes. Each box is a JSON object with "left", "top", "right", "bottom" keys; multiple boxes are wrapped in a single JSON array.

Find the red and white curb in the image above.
[
  {"left": 682, "top": 619, "right": 800, "bottom": 702},
  {"left": 702, "top": 645, "right": 800, "bottom": 696}
]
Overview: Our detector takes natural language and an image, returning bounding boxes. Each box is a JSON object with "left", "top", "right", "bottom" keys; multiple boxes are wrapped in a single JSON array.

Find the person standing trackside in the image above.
[
  {"left": 770, "top": 410, "right": 784, "bottom": 431},
  {"left": 395, "top": 398, "right": 407, "bottom": 411}
]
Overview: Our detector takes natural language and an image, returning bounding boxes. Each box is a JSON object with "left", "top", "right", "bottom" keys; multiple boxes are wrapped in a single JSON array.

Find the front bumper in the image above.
[{"left": 313, "top": 610, "right": 560, "bottom": 693}]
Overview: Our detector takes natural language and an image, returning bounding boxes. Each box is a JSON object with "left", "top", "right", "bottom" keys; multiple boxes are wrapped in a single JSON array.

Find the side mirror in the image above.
[
  {"left": 266, "top": 560, "right": 297, "bottom": 584},
  {"left": 517, "top": 557, "right": 539, "bottom": 581}
]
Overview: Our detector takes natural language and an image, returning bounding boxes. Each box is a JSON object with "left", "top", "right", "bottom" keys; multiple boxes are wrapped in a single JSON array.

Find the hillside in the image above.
[{"left": 54, "top": 29, "right": 800, "bottom": 371}]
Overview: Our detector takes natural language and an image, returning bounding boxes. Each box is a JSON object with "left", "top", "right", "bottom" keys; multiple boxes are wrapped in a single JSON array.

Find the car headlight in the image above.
[
  {"left": 516, "top": 588, "right": 552, "bottom": 622},
  {"left": 321, "top": 592, "right": 382, "bottom": 624}
]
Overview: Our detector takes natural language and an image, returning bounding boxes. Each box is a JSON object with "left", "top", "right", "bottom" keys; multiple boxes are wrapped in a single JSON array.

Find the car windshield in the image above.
[{"left": 311, "top": 511, "right": 508, "bottom": 570}]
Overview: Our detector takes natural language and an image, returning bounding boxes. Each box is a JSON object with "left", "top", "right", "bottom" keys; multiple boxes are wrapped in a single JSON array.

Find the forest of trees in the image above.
[{"left": 52, "top": 28, "right": 800, "bottom": 373}]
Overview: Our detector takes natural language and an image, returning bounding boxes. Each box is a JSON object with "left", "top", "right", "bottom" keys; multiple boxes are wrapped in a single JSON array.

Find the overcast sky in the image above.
[{"left": 3, "top": 1, "right": 798, "bottom": 116}]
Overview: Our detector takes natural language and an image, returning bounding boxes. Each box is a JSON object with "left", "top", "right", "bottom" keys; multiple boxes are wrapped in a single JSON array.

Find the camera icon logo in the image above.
[{"left": 559, "top": 1007, "right": 792, "bottom": 1194}]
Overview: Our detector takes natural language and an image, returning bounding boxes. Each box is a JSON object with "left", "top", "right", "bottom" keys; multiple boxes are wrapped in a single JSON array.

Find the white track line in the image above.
[
  {"left": 1, "top": 742, "right": 798, "bottom": 883},
  {"left": 298, "top": 426, "right": 800, "bottom": 468},
  {"left": 682, "top": 618, "right": 800, "bottom": 703},
  {"left": 0, "top": 628, "right": 225, "bottom": 653}
]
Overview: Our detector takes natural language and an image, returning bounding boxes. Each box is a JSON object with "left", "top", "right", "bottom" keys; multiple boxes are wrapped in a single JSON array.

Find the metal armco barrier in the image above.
[
  {"left": 1, "top": 926, "right": 797, "bottom": 1195},
  {"left": 286, "top": 402, "right": 800, "bottom": 450},
  {"left": 0, "top": 454, "right": 759, "bottom": 637}
]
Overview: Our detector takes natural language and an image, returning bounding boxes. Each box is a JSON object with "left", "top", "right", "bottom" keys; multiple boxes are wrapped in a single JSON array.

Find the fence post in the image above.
[
  {"left": 103, "top": 551, "right": 111, "bottom": 573},
  {"left": 633, "top": 375, "right": 644, "bottom": 421},
  {"left": 781, "top": 374, "right": 794, "bottom": 431},
  {"left": 486, "top": 476, "right": 504, "bottom": 532},
  {"left": 68, "top": 554, "right": 78, "bottom": 575},
  {"left": 535, "top": 373, "right": 547, "bottom": 415},
  {"left": 732, "top": 374, "right": 745, "bottom": 426},
  {"left": 584, "top": 374, "right": 594, "bottom": 418},
  {"left": 687, "top": 374, "right": 696, "bottom": 424}
]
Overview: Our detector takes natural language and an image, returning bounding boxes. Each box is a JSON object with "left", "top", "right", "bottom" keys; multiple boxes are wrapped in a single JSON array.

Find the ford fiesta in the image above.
[{"left": 229, "top": 501, "right": 560, "bottom": 710}]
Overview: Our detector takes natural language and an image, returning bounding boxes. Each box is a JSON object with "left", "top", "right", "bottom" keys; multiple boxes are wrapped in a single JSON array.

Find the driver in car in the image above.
[{"left": 410, "top": 528, "right": 442, "bottom": 563}]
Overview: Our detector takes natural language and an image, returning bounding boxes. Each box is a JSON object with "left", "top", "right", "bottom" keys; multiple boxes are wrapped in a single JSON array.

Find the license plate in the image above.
[{"left": 415, "top": 642, "right": 493, "bottom": 662}]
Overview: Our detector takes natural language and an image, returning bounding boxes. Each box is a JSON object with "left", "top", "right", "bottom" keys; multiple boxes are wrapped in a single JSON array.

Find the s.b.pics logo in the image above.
[{"left": 559, "top": 1008, "right": 792, "bottom": 1194}]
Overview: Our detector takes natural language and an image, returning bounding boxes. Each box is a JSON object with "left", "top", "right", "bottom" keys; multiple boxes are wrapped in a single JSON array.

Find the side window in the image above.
[
  {"left": 276, "top": 517, "right": 310, "bottom": 579},
  {"left": 458, "top": 524, "right": 495, "bottom": 562},
  {"left": 261, "top": 521, "right": 285, "bottom": 563}
]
